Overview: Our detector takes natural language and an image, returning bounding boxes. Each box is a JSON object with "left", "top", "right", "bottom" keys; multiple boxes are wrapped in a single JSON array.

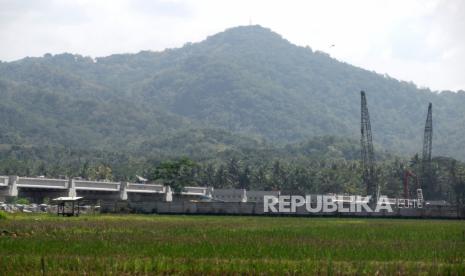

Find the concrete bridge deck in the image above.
[{"left": 0, "top": 176, "right": 175, "bottom": 202}]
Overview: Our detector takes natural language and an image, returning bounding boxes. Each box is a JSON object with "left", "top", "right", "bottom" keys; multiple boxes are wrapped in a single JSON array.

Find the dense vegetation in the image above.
[
  {"left": 1, "top": 214, "right": 464, "bottom": 274},
  {"left": 1, "top": 25, "right": 465, "bottom": 159},
  {"left": 1, "top": 25, "right": 465, "bottom": 202},
  {"left": 1, "top": 137, "right": 465, "bottom": 202}
]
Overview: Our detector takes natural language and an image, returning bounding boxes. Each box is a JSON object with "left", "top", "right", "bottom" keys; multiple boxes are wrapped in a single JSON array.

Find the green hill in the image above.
[{"left": 1, "top": 25, "right": 464, "bottom": 159}]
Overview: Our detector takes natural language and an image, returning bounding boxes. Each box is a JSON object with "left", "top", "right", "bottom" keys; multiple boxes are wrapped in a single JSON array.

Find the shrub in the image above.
[
  {"left": 42, "top": 197, "right": 51, "bottom": 204},
  {"left": 0, "top": 211, "right": 8, "bottom": 220},
  {"left": 15, "top": 198, "right": 30, "bottom": 205}
]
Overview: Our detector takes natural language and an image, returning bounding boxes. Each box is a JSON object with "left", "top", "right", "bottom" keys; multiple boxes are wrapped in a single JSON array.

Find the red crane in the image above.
[{"left": 403, "top": 170, "right": 420, "bottom": 199}]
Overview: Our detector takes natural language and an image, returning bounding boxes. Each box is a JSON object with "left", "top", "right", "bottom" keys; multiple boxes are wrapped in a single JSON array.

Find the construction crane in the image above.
[
  {"left": 421, "top": 103, "right": 432, "bottom": 199},
  {"left": 403, "top": 170, "right": 419, "bottom": 199},
  {"left": 360, "top": 91, "right": 377, "bottom": 202}
]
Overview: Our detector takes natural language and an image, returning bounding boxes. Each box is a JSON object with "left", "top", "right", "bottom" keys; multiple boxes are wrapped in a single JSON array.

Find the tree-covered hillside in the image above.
[{"left": 0, "top": 25, "right": 464, "bottom": 159}]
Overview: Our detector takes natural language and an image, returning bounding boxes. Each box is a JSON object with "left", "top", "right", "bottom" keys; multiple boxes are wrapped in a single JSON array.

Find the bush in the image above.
[
  {"left": 0, "top": 211, "right": 8, "bottom": 220},
  {"left": 42, "top": 197, "right": 51, "bottom": 205},
  {"left": 15, "top": 198, "right": 30, "bottom": 205}
]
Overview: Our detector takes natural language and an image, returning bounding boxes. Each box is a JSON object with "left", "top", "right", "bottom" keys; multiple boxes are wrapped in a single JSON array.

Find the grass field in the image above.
[{"left": 1, "top": 213, "right": 465, "bottom": 275}]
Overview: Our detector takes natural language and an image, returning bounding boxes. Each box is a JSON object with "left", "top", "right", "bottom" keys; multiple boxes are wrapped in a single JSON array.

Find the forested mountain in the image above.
[{"left": 1, "top": 25, "right": 465, "bottom": 160}]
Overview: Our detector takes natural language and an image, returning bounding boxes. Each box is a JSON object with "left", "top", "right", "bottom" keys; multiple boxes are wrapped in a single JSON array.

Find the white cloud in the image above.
[{"left": 0, "top": 0, "right": 463, "bottom": 91}]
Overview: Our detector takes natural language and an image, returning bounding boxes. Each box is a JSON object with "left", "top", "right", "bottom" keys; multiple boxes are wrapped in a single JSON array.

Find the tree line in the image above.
[{"left": 0, "top": 143, "right": 464, "bottom": 204}]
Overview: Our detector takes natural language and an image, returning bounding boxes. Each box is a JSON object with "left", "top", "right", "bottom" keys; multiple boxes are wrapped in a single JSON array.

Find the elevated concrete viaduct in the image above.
[{"left": 0, "top": 176, "right": 174, "bottom": 203}]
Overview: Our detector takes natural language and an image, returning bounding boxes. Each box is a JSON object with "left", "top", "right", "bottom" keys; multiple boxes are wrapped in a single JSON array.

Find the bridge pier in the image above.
[
  {"left": 120, "top": 182, "right": 128, "bottom": 200},
  {"left": 68, "top": 178, "right": 76, "bottom": 198},
  {"left": 165, "top": 186, "right": 173, "bottom": 202},
  {"left": 0, "top": 176, "right": 18, "bottom": 202},
  {"left": 0, "top": 176, "right": 13, "bottom": 201},
  {"left": 8, "top": 175, "right": 18, "bottom": 197}
]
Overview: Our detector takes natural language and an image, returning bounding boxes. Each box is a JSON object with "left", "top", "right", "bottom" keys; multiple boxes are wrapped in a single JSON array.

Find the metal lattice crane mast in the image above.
[
  {"left": 360, "top": 91, "right": 377, "bottom": 202},
  {"left": 421, "top": 103, "right": 433, "bottom": 198}
]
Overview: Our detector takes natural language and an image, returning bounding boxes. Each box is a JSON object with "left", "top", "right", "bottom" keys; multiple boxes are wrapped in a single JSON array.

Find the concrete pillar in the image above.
[
  {"left": 120, "top": 182, "right": 128, "bottom": 200},
  {"left": 241, "top": 189, "right": 247, "bottom": 203},
  {"left": 0, "top": 178, "right": 9, "bottom": 201},
  {"left": 68, "top": 178, "right": 76, "bottom": 198},
  {"left": 8, "top": 175, "right": 18, "bottom": 197},
  {"left": 206, "top": 187, "right": 214, "bottom": 198},
  {"left": 165, "top": 186, "right": 173, "bottom": 202}
]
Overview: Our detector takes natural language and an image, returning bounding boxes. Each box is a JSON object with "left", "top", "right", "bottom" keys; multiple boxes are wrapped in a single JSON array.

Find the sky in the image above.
[{"left": 0, "top": 0, "right": 464, "bottom": 91}]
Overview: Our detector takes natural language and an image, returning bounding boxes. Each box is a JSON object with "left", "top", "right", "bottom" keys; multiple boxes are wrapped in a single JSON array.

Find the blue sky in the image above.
[{"left": 0, "top": 0, "right": 463, "bottom": 91}]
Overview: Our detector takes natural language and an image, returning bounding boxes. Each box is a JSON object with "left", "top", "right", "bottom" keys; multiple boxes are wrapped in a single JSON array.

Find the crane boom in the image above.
[
  {"left": 421, "top": 103, "right": 433, "bottom": 199},
  {"left": 360, "top": 91, "right": 377, "bottom": 202}
]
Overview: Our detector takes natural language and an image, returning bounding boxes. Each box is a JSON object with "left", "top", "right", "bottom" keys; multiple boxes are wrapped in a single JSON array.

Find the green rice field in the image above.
[{"left": 1, "top": 213, "right": 464, "bottom": 275}]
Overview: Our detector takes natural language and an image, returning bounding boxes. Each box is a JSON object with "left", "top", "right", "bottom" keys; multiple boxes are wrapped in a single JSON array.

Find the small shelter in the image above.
[{"left": 52, "top": 196, "right": 83, "bottom": 217}]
